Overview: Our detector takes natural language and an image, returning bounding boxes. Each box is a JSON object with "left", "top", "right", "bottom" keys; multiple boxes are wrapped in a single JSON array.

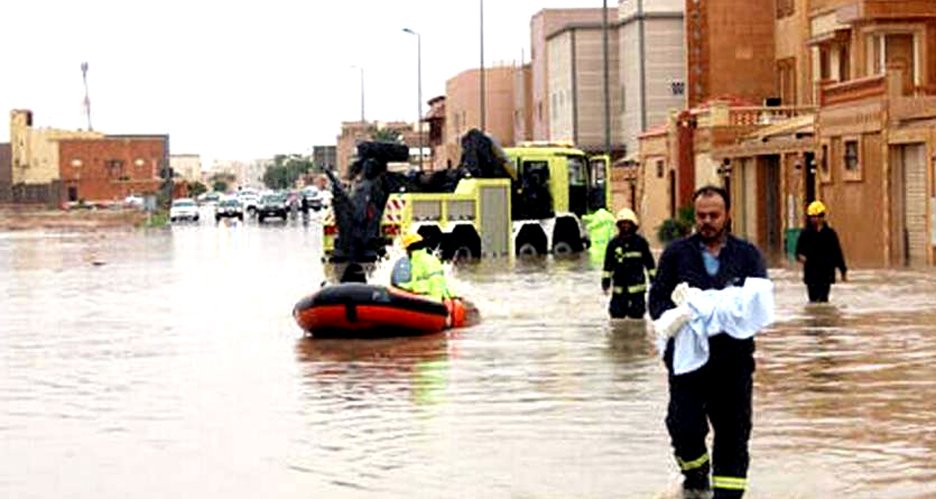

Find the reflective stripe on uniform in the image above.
[
  {"left": 676, "top": 453, "right": 709, "bottom": 471},
  {"left": 602, "top": 271, "right": 612, "bottom": 278},
  {"left": 612, "top": 287, "right": 625, "bottom": 294},
  {"left": 623, "top": 251, "right": 642, "bottom": 259},
  {"left": 648, "top": 269, "right": 657, "bottom": 278},
  {"left": 712, "top": 476, "right": 747, "bottom": 491},
  {"left": 627, "top": 283, "right": 647, "bottom": 294}
]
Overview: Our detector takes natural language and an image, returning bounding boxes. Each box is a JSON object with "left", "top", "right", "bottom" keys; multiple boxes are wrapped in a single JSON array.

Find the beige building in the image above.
[
  {"left": 335, "top": 121, "right": 425, "bottom": 178},
  {"left": 545, "top": 2, "right": 685, "bottom": 158},
  {"left": 9, "top": 110, "right": 102, "bottom": 202},
  {"left": 444, "top": 65, "right": 519, "bottom": 164},
  {"left": 530, "top": 9, "right": 612, "bottom": 142},
  {"left": 170, "top": 154, "right": 202, "bottom": 183}
]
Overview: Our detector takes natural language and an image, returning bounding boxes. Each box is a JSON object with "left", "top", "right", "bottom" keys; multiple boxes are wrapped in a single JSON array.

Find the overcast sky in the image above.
[{"left": 1, "top": 0, "right": 608, "bottom": 163}]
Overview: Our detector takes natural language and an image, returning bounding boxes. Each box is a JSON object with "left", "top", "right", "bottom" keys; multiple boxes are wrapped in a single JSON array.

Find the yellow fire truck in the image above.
[{"left": 322, "top": 142, "right": 610, "bottom": 260}]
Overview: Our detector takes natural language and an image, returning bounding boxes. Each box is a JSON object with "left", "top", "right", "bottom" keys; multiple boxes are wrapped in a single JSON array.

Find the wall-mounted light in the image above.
[
  {"left": 134, "top": 158, "right": 145, "bottom": 167},
  {"left": 70, "top": 159, "right": 83, "bottom": 167}
]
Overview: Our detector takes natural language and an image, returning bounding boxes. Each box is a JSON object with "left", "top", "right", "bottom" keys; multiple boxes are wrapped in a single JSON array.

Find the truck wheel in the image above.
[
  {"left": 215, "top": 216, "right": 221, "bottom": 223},
  {"left": 452, "top": 245, "right": 474, "bottom": 261},
  {"left": 517, "top": 242, "right": 540, "bottom": 256},
  {"left": 553, "top": 241, "right": 574, "bottom": 256}
]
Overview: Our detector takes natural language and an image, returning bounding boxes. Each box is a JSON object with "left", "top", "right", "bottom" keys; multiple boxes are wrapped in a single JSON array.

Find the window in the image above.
[
  {"left": 842, "top": 136, "right": 862, "bottom": 182},
  {"left": 670, "top": 80, "right": 685, "bottom": 96},
  {"left": 106, "top": 159, "right": 125, "bottom": 178},
  {"left": 620, "top": 84, "right": 627, "bottom": 111},
  {"left": 844, "top": 140, "right": 859, "bottom": 170},
  {"left": 776, "top": 0, "right": 794, "bottom": 18},
  {"left": 656, "top": 159, "right": 665, "bottom": 178}
]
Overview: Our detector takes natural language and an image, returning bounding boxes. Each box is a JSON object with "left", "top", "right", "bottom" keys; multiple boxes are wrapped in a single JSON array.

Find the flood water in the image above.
[{"left": 2, "top": 214, "right": 936, "bottom": 498}]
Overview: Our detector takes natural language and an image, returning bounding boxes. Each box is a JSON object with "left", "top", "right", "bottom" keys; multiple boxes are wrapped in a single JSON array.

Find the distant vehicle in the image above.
[
  {"left": 169, "top": 198, "right": 200, "bottom": 222},
  {"left": 215, "top": 198, "right": 244, "bottom": 222},
  {"left": 301, "top": 186, "right": 323, "bottom": 212},
  {"left": 237, "top": 190, "right": 260, "bottom": 215},
  {"left": 198, "top": 192, "right": 221, "bottom": 205},
  {"left": 124, "top": 194, "right": 144, "bottom": 208},
  {"left": 257, "top": 193, "right": 288, "bottom": 223}
]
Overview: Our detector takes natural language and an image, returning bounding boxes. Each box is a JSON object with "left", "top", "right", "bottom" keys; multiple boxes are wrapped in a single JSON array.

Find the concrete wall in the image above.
[
  {"left": 638, "top": 131, "right": 673, "bottom": 247},
  {"left": 513, "top": 64, "right": 534, "bottom": 143},
  {"left": 547, "top": 32, "right": 575, "bottom": 142}
]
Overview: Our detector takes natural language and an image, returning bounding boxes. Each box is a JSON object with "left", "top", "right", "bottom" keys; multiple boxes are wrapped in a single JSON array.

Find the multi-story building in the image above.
[
  {"left": 335, "top": 121, "right": 424, "bottom": 177},
  {"left": 639, "top": 0, "right": 936, "bottom": 268},
  {"left": 444, "top": 65, "right": 519, "bottom": 165},
  {"left": 9, "top": 110, "right": 104, "bottom": 204},
  {"left": 170, "top": 154, "right": 202, "bottom": 183},
  {"left": 58, "top": 135, "right": 168, "bottom": 203},
  {"left": 312, "top": 145, "right": 337, "bottom": 170}
]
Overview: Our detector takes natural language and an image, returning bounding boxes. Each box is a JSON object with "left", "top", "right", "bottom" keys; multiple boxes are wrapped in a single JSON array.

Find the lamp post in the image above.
[
  {"left": 403, "top": 28, "right": 424, "bottom": 171},
  {"left": 350, "top": 65, "right": 365, "bottom": 123},
  {"left": 479, "top": 0, "right": 486, "bottom": 132},
  {"left": 602, "top": 0, "right": 611, "bottom": 158}
]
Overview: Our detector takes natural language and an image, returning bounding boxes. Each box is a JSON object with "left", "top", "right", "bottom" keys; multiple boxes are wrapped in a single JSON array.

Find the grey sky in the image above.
[{"left": 2, "top": 0, "right": 607, "bottom": 163}]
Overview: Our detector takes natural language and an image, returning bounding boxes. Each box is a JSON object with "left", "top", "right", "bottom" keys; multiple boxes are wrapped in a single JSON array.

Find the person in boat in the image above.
[
  {"left": 392, "top": 232, "right": 452, "bottom": 302},
  {"left": 602, "top": 208, "right": 656, "bottom": 319}
]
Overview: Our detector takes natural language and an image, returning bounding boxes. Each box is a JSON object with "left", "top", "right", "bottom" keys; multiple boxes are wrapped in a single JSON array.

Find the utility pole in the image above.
[
  {"left": 602, "top": 1, "right": 611, "bottom": 158},
  {"left": 403, "top": 28, "right": 424, "bottom": 171},
  {"left": 81, "top": 62, "right": 93, "bottom": 131},
  {"left": 480, "top": 0, "right": 486, "bottom": 132}
]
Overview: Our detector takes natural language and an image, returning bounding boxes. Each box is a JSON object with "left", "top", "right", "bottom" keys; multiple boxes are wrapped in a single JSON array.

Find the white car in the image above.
[{"left": 169, "top": 198, "right": 200, "bottom": 222}]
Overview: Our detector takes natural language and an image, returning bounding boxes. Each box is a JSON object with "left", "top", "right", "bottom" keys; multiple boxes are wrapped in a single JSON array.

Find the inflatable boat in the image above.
[{"left": 293, "top": 283, "right": 473, "bottom": 338}]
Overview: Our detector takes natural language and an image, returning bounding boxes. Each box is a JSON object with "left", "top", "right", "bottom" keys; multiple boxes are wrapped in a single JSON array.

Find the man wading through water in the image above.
[{"left": 649, "top": 186, "right": 770, "bottom": 498}]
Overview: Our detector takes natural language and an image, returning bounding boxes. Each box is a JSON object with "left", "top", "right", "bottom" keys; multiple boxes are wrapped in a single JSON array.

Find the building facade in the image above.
[
  {"left": 640, "top": 0, "right": 936, "bottom": 268},
  {"left": 443, "top": 65, "right": 519, "bottom": 166},
  {"left": 58, "top": 135, "right": 168, "bottom": 203},
  {"left": 335, "top": 121, "right": 424, "bottom": 178},
  {"left": 170, "top": 154, "right": 202, "bottom": 183},
  {"left": 312, "top": 145, "right": 337, "bottom": 170}
]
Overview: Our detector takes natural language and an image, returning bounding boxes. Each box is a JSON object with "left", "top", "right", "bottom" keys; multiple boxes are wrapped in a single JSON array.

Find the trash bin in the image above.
[{"left": 784, "top": 228, "right": 801, "bottom": 263}]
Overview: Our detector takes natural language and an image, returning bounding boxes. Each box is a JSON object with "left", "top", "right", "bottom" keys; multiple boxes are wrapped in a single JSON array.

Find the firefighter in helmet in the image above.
[{"left": 602, "top": 208, "right": 656, "bottom": 319}]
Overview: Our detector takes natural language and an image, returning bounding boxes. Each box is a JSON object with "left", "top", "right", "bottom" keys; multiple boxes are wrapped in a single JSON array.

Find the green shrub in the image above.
[{"left": 657, "top": 205, "right": 695, "bottom": 245}]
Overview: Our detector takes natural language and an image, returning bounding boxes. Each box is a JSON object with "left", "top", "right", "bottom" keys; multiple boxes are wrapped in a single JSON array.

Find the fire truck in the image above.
[{"left": 322, "top": 142, "right": 610, "bottom": 260}]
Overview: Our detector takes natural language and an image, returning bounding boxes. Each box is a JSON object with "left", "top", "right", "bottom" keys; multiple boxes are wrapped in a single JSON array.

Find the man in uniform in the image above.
[
  {"left": 649, "top": 186, "right": 768, "bottom": 498},
  {"left": 602, "top": 208, "right": 656, "bottom": 319}
]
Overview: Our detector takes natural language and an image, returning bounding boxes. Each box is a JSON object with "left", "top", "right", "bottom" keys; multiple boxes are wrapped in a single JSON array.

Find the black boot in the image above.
[{"left": 682, "top": 467, "right": 711, "bottom": 499}]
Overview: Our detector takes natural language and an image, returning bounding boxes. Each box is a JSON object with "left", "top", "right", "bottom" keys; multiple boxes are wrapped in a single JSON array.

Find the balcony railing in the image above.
[
  {"left": 691, "top": 104, "right": 817, "bottom": 128},
  {"left": 820, "top": 75, "right": 886, "bottom": 106}
]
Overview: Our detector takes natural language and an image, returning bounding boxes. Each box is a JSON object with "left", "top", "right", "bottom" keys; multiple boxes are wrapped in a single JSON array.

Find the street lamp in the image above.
[
  {"left": 350, "top": 65, "right": 365, "bottom": 123},
  {"left": 403, "top": 28, "right": 424, "bottom": 171},
  {"left": 479, "top": 0, "right": 486, "bottom": 132}
]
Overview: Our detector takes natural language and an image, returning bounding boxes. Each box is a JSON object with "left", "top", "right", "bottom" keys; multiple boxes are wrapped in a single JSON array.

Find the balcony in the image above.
[
  {"left": 692, "top": 103, "right": 817, "bottom": 128},
  {"left": 819, "top": 75, "right": 886, "bottom": 106}
]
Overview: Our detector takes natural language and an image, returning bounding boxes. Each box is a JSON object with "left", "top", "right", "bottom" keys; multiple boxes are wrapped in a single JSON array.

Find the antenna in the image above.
[{"left": 81, "top": 62, "right": 92, "bottom": 131}]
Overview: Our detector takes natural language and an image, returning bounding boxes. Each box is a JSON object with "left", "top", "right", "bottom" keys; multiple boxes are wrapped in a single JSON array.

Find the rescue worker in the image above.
[
  {"left": 602, "top": 208, "right": 656, "bottom": 319},
  {"left": 394, "top": 233, "right": 452, "bottom": 302},
  {"left": 648, "top": 185, "right": 768, "bottom": 498},
  {"left": 795, "top": 200, "right": 847, "bottom": 303},
  {"left": 583, "top": 207, "right": 616, "bottom": 266}
]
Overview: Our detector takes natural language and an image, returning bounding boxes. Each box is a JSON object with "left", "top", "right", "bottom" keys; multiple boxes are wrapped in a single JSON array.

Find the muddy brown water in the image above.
[{"left": 2, "top": 215, "right": 935, "bottom": 498}]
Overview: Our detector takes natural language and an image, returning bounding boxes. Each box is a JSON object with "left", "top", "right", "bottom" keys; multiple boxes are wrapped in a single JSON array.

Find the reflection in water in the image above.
[{"left": 3, "top": 226, "right": 936, "bottom": 497}]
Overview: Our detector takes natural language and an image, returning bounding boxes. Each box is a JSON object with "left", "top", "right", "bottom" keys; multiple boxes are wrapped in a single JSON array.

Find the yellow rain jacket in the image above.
[{"left": 398, "top": 249, "right": 452, "bottom": 301}]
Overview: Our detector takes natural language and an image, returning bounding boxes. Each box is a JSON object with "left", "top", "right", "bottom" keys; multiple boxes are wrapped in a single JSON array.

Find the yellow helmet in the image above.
[
  {"left": 615, "top": 208, "right": 639, "bottom": 226},
  {"left": 806, "top": 200, "right": 827, "bottom": 217},
  {"left": 401, "top": 232, "right": 423, "bottom": 249}
]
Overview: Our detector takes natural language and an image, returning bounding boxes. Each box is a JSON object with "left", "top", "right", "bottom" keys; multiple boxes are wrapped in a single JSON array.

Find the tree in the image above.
[
  {"left": 262, "top": 154, "right": 317, "bottom": 190},
  {"left": 657, "top": 205, "right": 695, "bottom": 246},
  {"left": 188, "top": 181, "right": 208, "bottom": 198},
  {"left": 212, "top": 180, "right": 229, "bottom": 193}
]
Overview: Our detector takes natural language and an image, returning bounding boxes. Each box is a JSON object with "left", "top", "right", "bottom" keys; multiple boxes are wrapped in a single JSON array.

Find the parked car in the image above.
[
  {"left": 198, "top": 191, "right": 221, "bottom": 206},
  {"left": 215, "top": 198, "right": 244, "bottom": 222},
  {"left": 257, "top": 193, "right": 288, "bottom": 223},
  {"left": 301, "top": 187, "right": 323, "bottom": 212},
  {"left": 169, "top": 198, "right": 199, "bottom": 222}
]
